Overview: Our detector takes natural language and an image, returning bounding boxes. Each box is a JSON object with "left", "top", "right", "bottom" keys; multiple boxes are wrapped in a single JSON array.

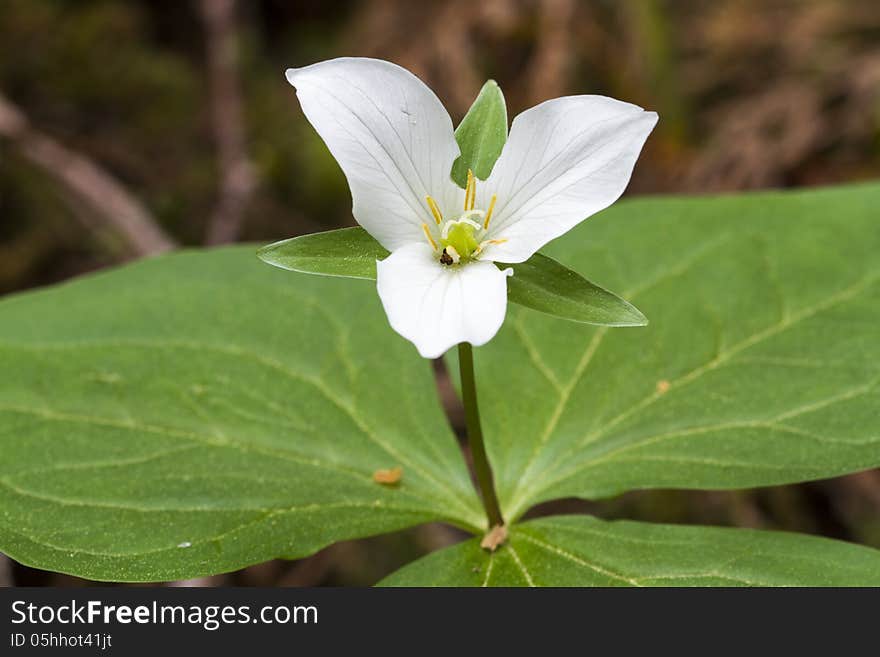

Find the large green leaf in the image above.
[
  {"left": 260, "top": 228, "right": 643, "bottom": 326},
  {"left": 451, "top": 80, "right": 508, "bottom": 188},
  {"left": 467, "top": 183, "right": 880, "bottom": 520},
  {"left": 0, "top": 247, "right": 483, "bottom": 581},
  {"left": 5, "top": 183, "right": 880, "bottom": 586},
  {"left": 380, "top": 515, "right": 880, "bottom": 586}
]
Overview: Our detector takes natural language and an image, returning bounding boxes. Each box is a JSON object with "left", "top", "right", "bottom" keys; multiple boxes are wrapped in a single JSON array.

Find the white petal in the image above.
[
  {"left": 476, "top": 96, "right": 658, "bottom": 263},
  {"left": 287, "top": 58, "right": 462, "bottom": 251},
  {"left": 376, "top": 243, "right": 512, "bottom": 358}
]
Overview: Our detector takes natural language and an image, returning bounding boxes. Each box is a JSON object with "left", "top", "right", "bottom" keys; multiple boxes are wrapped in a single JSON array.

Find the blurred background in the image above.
[{"left": 1, "top": 0, "right": 879, "bottom": 586}]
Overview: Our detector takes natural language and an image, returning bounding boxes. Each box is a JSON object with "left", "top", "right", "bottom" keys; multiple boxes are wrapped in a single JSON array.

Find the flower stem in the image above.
[{"left": 457, "top": 342, "right": 504, "bottom": 529}]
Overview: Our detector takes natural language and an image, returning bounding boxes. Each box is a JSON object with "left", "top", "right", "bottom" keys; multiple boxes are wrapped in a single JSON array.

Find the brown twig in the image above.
[
  {"left": 198, "top": 0, "right": 257, "bottom": 245},
  {"left": 526, "top": 0, "right": 576, "bottom": 104},
  {"left": 0, "top": 93, "right": 176, "bottom": 257},
  {"left": 0, "top": 553, "right": 12, "bottom": 587},
  {"left": 278, "top": 547, "right": 337, "bottom": 587},
  {"left": 842, "top": 470, "right": 880, "bottom": 509}
]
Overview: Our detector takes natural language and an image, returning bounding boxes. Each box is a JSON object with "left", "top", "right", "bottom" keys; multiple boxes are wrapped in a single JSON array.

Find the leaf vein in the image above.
[{"left": 516, "top": 531, "right": 641, "bottom": 586}]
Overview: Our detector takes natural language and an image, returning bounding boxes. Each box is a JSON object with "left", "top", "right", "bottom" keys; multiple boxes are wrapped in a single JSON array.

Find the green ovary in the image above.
[{"left": 442, "top": 221, "right": 481, "bottom": 261}]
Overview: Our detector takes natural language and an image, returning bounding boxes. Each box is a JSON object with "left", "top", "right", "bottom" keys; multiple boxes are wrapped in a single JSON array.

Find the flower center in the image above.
[
  {"left": 422, "top": 169, "right": 506, "bottom": 266},
  {"left": 442, "top": 216, "right": 481, "bottom": 262}
]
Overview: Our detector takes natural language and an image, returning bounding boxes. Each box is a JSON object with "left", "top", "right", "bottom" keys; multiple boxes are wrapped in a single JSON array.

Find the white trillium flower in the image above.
[{"left": 286, "top": 58, "right": 657, "bottom": 358}]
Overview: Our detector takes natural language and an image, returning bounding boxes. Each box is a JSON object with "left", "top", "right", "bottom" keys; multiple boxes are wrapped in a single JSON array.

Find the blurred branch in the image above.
[
  {"left": 620, "top": 0, "right": 688, "bottom": 142},
  {"left": 199, "top": 0, "right": 257, "bottom": 245},
  {"left": 843, "top": 470, "right": 880, "bottom": 508},
  {"left": 430, "top": 1, "right": 482, "bottom": 116},
  {"left": 0, "top": 93, "right": 176, "bottom": 257},
  {"left": 278, "top": 547, "right": 337, "bottom": 587},
  {"left": 0, "top": 223, "right": 61, "bottom": 288},
  {"left": 346, "top": 0, "right": 481, "bottom": 117},
  {"left": 526, "top": 0, "right": 575, "bottom": 103},
  {"left": 0, "top": 553, "right": 12, "bottom": 587}
]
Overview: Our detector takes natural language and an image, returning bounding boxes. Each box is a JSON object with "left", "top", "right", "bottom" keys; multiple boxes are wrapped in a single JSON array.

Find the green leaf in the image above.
[
  {"left": 260, "top": 229, "right": 642, "bottom": 327},
  {"left": 0, "top": 247, "right": 482, "bottom": 581},
  {"left": 465, "top": 184, "right": 880, "bottom": 521},
  {"left": 6, "top": 182, "right": 880, "bottom": 586},
  {"left": 380, "top": 515, "right": 880, "bottom": 586},
  {"left": 451, "top": 80, "right": 508, "bottom": 188},
  {"left": 258, "top": 227, "right": 389, "bottom": 280},
  {"left": 505, "top": 253, "right": 647, "bottom": 326}
]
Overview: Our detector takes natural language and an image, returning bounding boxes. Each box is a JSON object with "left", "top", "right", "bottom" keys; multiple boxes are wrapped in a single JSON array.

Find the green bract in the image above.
[
  {"left": 1, "top": 184, "right": 880, "bottom": 584},
  {"left": 259, "top": 228, "right": 646, "bottom": 328},
  {"left": 502, "top": 253, "right": 647, "bottom": 327},
  {"left": 258, "top": 227, "right": 389, "bottom": 280},
  {"left": 450, "top": 79, "right": 508, "bottom": 188}
]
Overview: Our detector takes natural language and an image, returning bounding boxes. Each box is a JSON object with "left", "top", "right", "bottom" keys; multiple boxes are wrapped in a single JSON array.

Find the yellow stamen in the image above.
[
  {"left": 425, "top": 195, "right": 443, "bottom": 225},
  {"left": 474, "top": 236, "right": 508, "bottom": 258},
  {"left": 483, "top": 194, "right": 497, "bottom": 230},
  {"left": 465, "top": 169, "right": 475, "bottom": 211},
  {"left": 421, "top": 223, "right": 438, "bottom": 251}
]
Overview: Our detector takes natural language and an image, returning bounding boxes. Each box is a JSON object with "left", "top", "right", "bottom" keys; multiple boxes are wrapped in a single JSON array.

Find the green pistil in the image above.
[{"left": 442, "top": 221, "right": 480, "bottom": 261}]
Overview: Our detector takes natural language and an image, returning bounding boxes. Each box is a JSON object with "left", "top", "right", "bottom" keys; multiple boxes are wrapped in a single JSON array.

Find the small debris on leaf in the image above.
[
  {"left": 480, "top": 524, "right": 508, "bottom": 551},
  {"left": 373, "top": 466, "right": 403, "bottom": 485},
  {"left": 656, "top": 379, "right": 671, "bottom": 394}
]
